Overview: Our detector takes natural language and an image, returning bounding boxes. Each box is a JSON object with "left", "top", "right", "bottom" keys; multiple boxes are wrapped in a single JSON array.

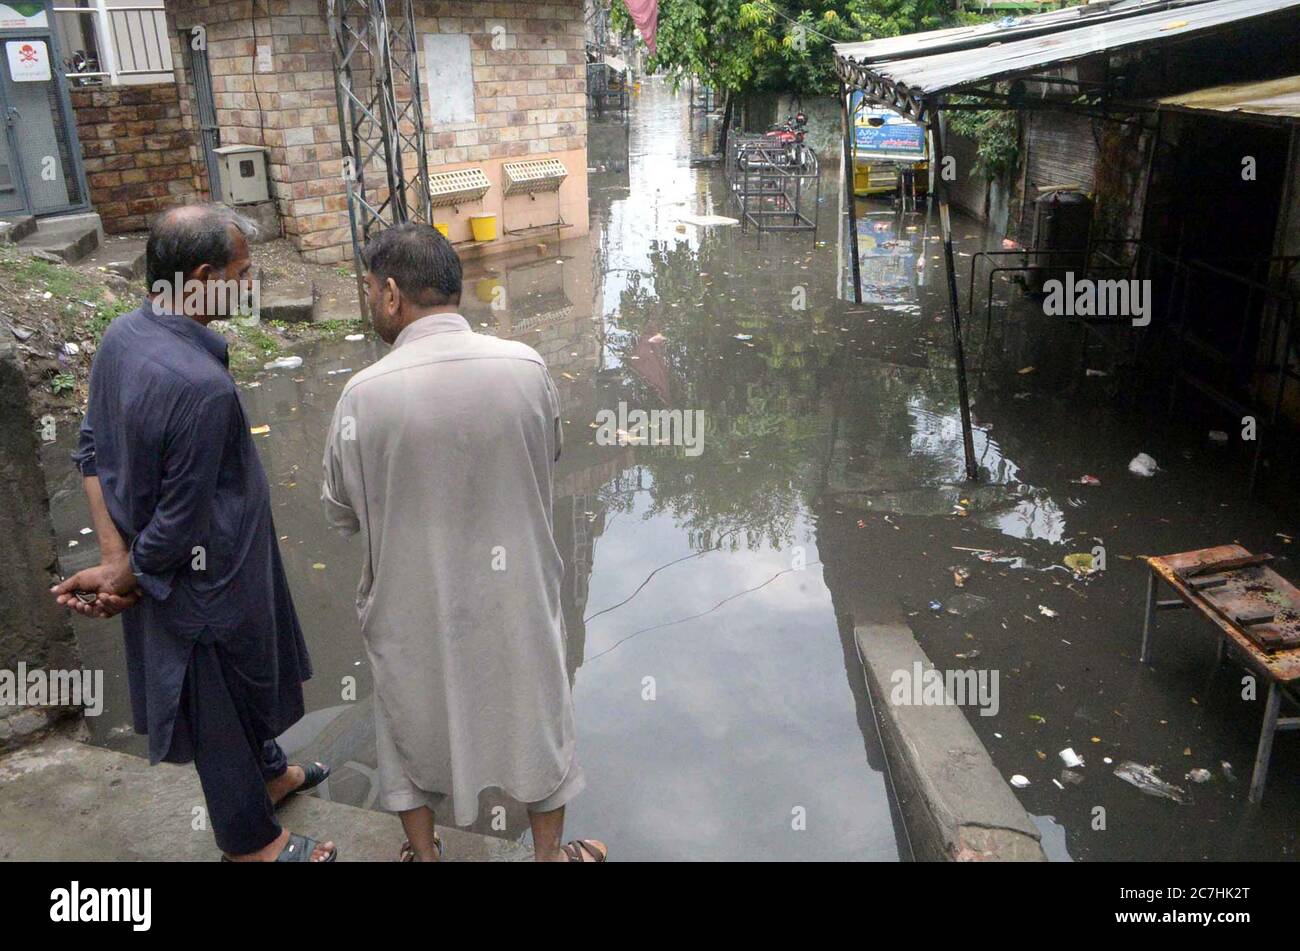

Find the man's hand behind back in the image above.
[{"left": 51, "top": 559, "right": 140, "bottom": 619}]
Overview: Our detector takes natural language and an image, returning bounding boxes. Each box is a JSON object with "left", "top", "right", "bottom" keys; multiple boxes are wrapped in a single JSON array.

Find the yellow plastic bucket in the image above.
[
  {"left": 469, "top": 214, "right": 497, "bottom": 242},
  {"left": 434, "top": 222, "right": 449, "bottom": 238}
]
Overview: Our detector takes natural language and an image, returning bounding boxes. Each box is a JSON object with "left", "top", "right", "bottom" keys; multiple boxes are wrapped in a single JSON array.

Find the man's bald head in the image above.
[{"left": 146, "top": 202, "right": 258, "bottom": 291}]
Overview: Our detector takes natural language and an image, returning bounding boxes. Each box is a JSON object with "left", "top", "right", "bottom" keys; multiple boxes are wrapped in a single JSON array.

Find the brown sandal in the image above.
[
  {"left": 561, "top": 839, "right": 608, "bottom": 863},
  {"left": 398, "top": 833, "right": 443, "bottom": 862}
]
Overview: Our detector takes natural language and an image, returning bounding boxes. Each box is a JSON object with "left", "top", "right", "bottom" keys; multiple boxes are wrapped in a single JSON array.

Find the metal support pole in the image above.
[
  {"left": 91, "top": 0, "right": 120, "bottom": 85},
  {"left": 931, "top": 103, "right": 979, "bottom": 481},
  {"left": 839, "top": 82, "right": 862, "bottom": 305},
  {"left": 328, "top": 0, "right": 432, "bottom": 322},
  {"left": 1249, "top": 681, "right": 1281, "bottom": 804},
  {"left": 1140, "top": 567, "right": 1157, "bottom": 663}
]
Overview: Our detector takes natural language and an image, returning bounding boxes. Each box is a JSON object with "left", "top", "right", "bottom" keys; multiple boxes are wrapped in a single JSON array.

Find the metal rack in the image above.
[
  {"left": 725, "top": 135, "right": 821, "bottom": 243},
  {"left": 586, "top": 60, "right": 629, "bottom": 116}
]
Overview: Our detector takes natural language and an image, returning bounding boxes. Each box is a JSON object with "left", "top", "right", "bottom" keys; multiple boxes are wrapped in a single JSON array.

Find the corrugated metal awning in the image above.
[
  {"left": 1157, "top": 75, "right": 1300, "bottom": 123},
  {"left": 834, "top": 0, "right": 1300, "bottom": 122},
  {"left": 837, "top": 0, "right": 1165, "bottom": 65}
]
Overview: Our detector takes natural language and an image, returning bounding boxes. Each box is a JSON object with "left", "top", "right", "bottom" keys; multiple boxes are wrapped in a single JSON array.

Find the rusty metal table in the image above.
[{"left": 1141, "top": 544, "right": 1300, "bottom": 804}]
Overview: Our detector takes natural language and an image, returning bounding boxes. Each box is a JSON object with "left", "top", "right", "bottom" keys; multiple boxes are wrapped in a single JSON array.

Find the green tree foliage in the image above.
[
  {"left": 946, "top": 99, "right": 1020, "bottom": 179},
  {"left": 611, "top": 1, "right": 962, "bottom": 97}
]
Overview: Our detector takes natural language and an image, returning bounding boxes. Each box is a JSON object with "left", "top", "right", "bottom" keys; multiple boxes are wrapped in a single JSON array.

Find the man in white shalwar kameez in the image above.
[{"left": 321, "top": 224, "right": 606, "bottom": 863}]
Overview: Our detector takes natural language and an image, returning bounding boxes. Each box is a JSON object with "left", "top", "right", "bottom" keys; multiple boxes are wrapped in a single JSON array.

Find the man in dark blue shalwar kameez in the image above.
[{"left": 51, "top": 204, "right": 335, "bottom": 862}]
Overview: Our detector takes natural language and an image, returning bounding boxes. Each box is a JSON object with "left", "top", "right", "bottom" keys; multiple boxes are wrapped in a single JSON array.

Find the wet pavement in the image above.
[{"left": 46, "top": 78, "right": 1300, "bottom": 861}]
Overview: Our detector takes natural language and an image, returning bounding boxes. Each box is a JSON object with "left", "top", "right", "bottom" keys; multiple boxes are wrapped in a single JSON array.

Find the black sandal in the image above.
[
  {"left": 220, "top": 832, "right": 337, "bottom": 863},
  {"left": 275, "top": 761, "right": 330, "bottom": 805},
  {"left": 561, "top": 839, "right": 608, "bottom": 863},
  {"left": 277, "top": 832, "right": 336, "bottom": 862},
  {"left": 398, "top": 833, "right": 443, "bottom": 862}
]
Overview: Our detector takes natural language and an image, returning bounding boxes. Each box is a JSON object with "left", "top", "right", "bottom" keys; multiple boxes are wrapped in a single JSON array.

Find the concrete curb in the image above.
[
  {"left": 0, "top": 733, "right": 533, "bottom": 862},
  {"left": 855, "top": 621, "right": 1047, "bottom": 862}
]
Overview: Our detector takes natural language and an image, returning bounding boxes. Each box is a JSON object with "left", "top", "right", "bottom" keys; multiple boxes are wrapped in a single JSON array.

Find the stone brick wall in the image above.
[
  {"left": 0, "top": 341, "right": 82, "bottom": 750},
  {"left": 419, "top": 1, "right": 586, "bottom": 166},
  {"left": 164, "top": 0, "right": 588, "bottom": 263},
  {"left": 167, "top": 0, "right": 350, "bottom": 263},
  {"left": 416, "top": 0, "right": 590, "bottom": 248},
  {"left": 69, "top": 84, "right": 201, "bottom": 234}
]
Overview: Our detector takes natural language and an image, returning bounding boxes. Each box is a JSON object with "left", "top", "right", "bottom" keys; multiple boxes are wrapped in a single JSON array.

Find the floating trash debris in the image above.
[
  {"left": 1059, "top": 747, "right": 1085, "bottom": 768},
  {"left": 945, "top": 593, "right": 991, "bottom": 617},
  {"left": 345, "top": 333, "right": 365, "bottom": 341},
  {"left": 1010, "top": 775, "right": 1031, "bottom": 788},
  {"left": 677, "top": 213, "right": 739, "bottom": 227},
  {"left": 1113, "top": 761, "right": 1190, "bottom": 803},
  {"left": 1128, "top": 452, "right": 1159, "bottom": 477},
  {"left": 1063, "top": 552, "right": 1096, "bottom": 575},
  {"left": 1186, "top": 768, "right": 1212, "bottom": 783},
  {"left": 264, "top": 356, "right": 303, "bottom": 370}
]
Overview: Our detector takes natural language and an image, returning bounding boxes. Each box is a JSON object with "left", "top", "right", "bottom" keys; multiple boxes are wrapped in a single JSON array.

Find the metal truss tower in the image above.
[{"left": 328, "top": 0, "right": 431, "bottom": 311}]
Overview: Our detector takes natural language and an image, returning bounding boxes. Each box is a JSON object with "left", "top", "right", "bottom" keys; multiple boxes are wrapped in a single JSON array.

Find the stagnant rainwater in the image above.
[{"left": 48, "top": 80, "right": 1300, "bottom": 861}]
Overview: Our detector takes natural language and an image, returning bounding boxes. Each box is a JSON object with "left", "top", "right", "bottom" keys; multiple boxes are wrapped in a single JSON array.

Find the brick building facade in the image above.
[
  {"left": 69, "top": 84, "right": 202, "bottom": 235},
  {"left": 158, "top": 0, "right": 589, "bottom": 264}
]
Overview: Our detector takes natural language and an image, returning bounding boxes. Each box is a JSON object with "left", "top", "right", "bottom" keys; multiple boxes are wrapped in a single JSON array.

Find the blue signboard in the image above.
[{"left": 850, "top": 91, "right": 926, "bottom": 161}]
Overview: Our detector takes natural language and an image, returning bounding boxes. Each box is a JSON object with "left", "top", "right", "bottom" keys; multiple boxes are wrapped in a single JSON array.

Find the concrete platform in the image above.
[
  {"left": 77, "top": 233, "right": 147, "bottom": 283},
  {"left": 15, "top": 214, "right": 102, "bottom": 265},
  {"left": 0, "top": 732, "right": 533, "bottom": 862},
  {"left": 855, "top": 618, "right": 1047, "bottom": 862},
  {"left": 259, "top": 279, "right": 317, "bottom": 323},
  {"left": 0, "top": 214, "right": 37, "bottom": 243}
]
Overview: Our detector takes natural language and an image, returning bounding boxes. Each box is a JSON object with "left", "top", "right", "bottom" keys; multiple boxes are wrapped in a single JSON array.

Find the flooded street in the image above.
[{"left": 47, "top": 79, "right": 1300, "bottom": 861}]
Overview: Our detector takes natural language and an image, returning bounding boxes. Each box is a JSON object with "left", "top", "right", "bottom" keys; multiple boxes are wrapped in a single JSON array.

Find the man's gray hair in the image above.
[{"left": 146, "top": 202, "right": 258, "bottom": 289}]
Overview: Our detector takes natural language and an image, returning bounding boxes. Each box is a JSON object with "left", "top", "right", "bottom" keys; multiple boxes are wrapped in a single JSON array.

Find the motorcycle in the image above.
[
  {"left": 67, "top": 50, "right": 102, "bottom": 86},
  {"left": 760, "top": 111, "right": 810, "bottom": 168}
]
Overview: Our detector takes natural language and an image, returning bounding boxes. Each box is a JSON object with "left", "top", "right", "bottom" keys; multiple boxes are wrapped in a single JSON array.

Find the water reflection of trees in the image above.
[
  {"left": 600, "top": 232, "right": 852, "bottom": 551},
  {"left": 586, "top": 218, "right": 1040, "bottom": 556}
]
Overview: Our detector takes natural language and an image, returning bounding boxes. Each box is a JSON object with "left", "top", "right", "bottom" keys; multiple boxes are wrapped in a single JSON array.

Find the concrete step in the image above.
[
  {"left": 78, "top": 233, "right": 147, "bottom": 283},
  {"left": 0, "top": 214, "right": 36, "bottom": 243},
  {"left": 259, "top": 277, "right": 317, "bottom": 323},
  {"left": 16, "top": 214, "right": 102, "bottom": 265},
  {"left": 0, "top": 732, "right": 534, "bottom": 862}
]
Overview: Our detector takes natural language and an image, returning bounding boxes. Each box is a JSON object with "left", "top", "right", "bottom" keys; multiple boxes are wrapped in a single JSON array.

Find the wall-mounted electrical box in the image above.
[{"left": 213, "top": 145, "right": 270, "bottom": 205}]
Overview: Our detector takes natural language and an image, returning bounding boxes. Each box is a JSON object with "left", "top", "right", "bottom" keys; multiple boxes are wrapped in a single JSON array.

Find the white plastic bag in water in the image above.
[{"left": 1128, "top": 452, "right": 1158, "bottom": 477}]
